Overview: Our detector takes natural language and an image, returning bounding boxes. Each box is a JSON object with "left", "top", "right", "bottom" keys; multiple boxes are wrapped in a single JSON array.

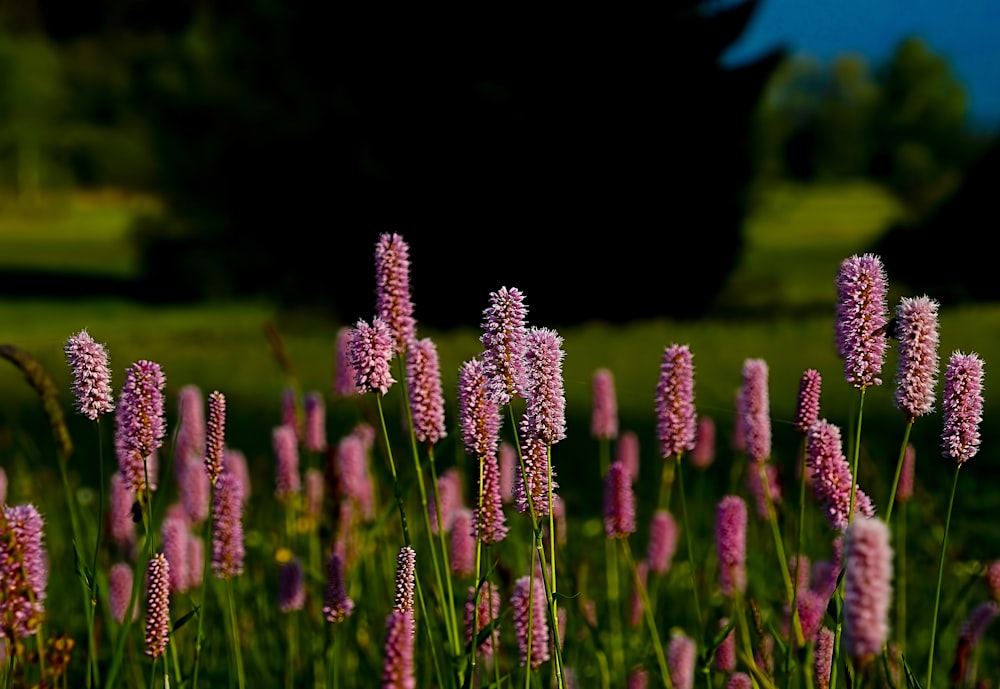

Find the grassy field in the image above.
[{"left": 2, "top": 182, "right": 999, "bottom": 687}]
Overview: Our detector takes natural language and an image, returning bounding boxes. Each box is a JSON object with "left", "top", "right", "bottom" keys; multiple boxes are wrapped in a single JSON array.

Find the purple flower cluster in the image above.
[
  {"left": 205, "top": 390, "right": 227, "bottom": 483},
  {"left": 647, "top": 509, "right": 678, "bottom": 575},
  {"left": 897, "top": 443, "right": 916, "bottom": 503},
  {"left": 116, "top": 360, "right": 166, "bottom": 494},
  {"left": 347, "top": 317, "right": 396, "bottom": 395},
  {"left": 519, "top": 327, "right": 567, "bottom": 446},
  {"left": 713, "top": 618, "right": 735, "bottom": 672},
  {"left": 273, "top": 423, "right": 301, "bottom": 501},
  {"left": 941, "top": 350, "right": 985, "bottom": 464},
  {"left": 616, "top": 430, "right": 641, "bottom": 480},
  {"left": 474, "top": 454, "right": 508, "bottom": 544},
  {"left": 655, "top": 344, "right": 697, "bottom": 458},
  {"left": 458, "top": 358, "right": 502, "bottom": 458},
  {"left": 805, "top": 420, "right": 875, "bottom": 531},
  {"left": 64, "top": 329, "right": 115, "bottom": 421},
  {"left": 109, "top": 562, "right": 136, "bottom": 623},
  {"left": 741, "top": 358, "right": 771, "bottom": 461},
  {"left": 668, "top": 631, "right": 696, "bottom": 689},
  {"left": 450, "top": 508, "right": 475, "bottom": 578},
  {"left": 512, "top": 574, "right": 550, "bottom": 669},
  {"left": 835, "top": 253, "right": 889, "bottom": 389},
  {"left": 842, "top": 516, "right": 892, "bottom": 661},
  {"left": 465, "top": 582, "right": 501, "bottom": 659},
  {"left": 406, "top": 338, "right": 447, "bottom": 445},
  {"left": 715, "top": 495, "right": 747, "bottom": 597},
  {"left": 333, "top": 326, "right": 360, "bottom": 397},
  {"left": 211, "top": 472, "right": 245, "bottom": 580},
  {"left": 959, "top": 601, "right": 999, "bottom": 647},
  {"left": 815, "top": 627, "right": 835, "bottom": 689},
  {"left": 591, "top": 367, "right": 619, "bottom": 440},
  {"left": 144, "top": 553, "right": 171, "bottom": 659},
  {"left": 429, "top": 467, "right": 462, "bottom": 535},
  {"left": 795, "top": 369, "right": 822, "bottom": 434},
  {"left": 323, "top": 552, "right": 354, "bottom": 623},
  {"left": 161, "top": 513, "right": 191, "bottom": 593},
  {"left": 278, "top": 558, "right": 306, "bottom": 612},
  {"left": 394, "top": 546, "right": 416, "bottom": 617},
  {"left": 894, "top": 296, "right": 940, "bottom": 421},
  {"left": 175, "top": 384, "right": 209, "bottom": 524},
  {"left": 690, "top": 416, "right": 715, "bottom": 469},
  {"left": 480, "top": 286, "right": 529, "bottom": 406},
  {"left": 0, "top": 504, "right": 48, "bottom": 639},
  {"left": 303, "top": 391, "right": 327, "bottom": 453},
  {"left": 514, "top": 436, "right": 558, "bottom": 517},
  {"left": 374, "top": 232, "right": 417, "bottom": 354},
  {"left": 382, "top": 609, "right": 416, "bottom": 689},
  {"left": 603, "top": 460, "right": 635, "bottom": 539}
]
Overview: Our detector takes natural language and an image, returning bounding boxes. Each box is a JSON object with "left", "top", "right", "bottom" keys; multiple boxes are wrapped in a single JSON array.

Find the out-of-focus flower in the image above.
[
  {"left": 897, "top": 443, "right": 916, "bottom": 503},
  {"left": 347, "top": 317, "right": 396, "bottom": 395},
  {"left": 375, "top": 232, "right": 417, "bottom": 355},
  {"left": 806, "top": 420, "right": 876, "bottom": 531},
  {"left": 747, "top": 460, "right": 781, "bottom": 520},
  {"left": 741, "top": 358, "right": 771, "bottom": 462},
  {"left": 407, "top": 338, "right": 447, "bottom": 445},
  {"left": 450, "top": 508, "right": 476, "bottom": 578},
  {"left": 985, "top": 561, "right": 1000, "bottom": 602},
  {"left": 815, "top": 627, "right": 835, "bottom": 689},
  {"left": 458, "top": 358, "right": 502, "bottom": 458},
  {"left": 109, "top": 471, "right": 137, "bottom": 554},
  {"left": 727, "top": 673, "right": 752, "bottom": 689},
  {"left": 278, "top": 558, "right": 306, "bottom": 613},
  {"left": 211, "top": 472, "right": 245, "bottom": 580},
  {"left": 713, "top": 617, "right": 735, "bottom": 673},
  {"left": 616, "top": 430, "right": 641, "bottom": 480},
  {"left": 512, "top": 574, "right": 550, "bottom": 669},
  {"left": 656, "top": 344, "right": 696, "bottom": 459},
  {"left": 224, "top": 448, "right": 251, "bottom": 506},
  {"left": 894, "top": 296, "right": 940, "bottom": 422},
  {"left": 843, "top": 517, "right": 892, "bottom": 662},
  {"left": 382, "top": 609, "right": 415, "bottom": 689},
  {"left": 690, "top": 416, "right": 715, "bottom": 469},
  {"left": 795, "top": 369, "right": 822, "bottom": 434},
  {"left": 303, "top": 391, "right": 327, "bottom": 453},
  {"left": 668, "top": 631, "right": 696, "bottom": 689},
  {"left": 628, "top": 668, "right": 649, "bottom": 689},
  {"left": 429, "top": 467, "right": 463, "bottom": 535},
  {"left": 161, "top": 514, "right": 190, "bottom": 594},
  {"left": 715, "top": 495, "right": 747, "bottom": 597},
  {"left": 647, "top": 509, "right": 679, "bottom": 575},
  {"left": 732, "top": 387, "right": 747, "bottom": 453},
  {"left": 465, "top": 582, "right": 501, "bottom": 659},
  {"left": 591, "top": 367, "right": 618, "bottom": 440},
  {"left": 480, "top": 286, "right": 529, "bottom": 406},
  {"left": 323, "top": 551, "right": 354, "bottom": 623},
  {"left": 333, "top": 326, "right": 360, "bottom": 397},
  {"left": 942, "top": 351, "right": 985, "bottom": 464},
  {"left": 64, "top": 329, "right": 114, "bottom": 421},
  {"left": 835, "top": 253, "right": 889, "bottom": 389},
  {"left": 109, "top": 562, "right": 136, "bottom": 623},
  {"left": 273, "top": 424, "right": 301, "bottom": 501},
  {"left": 603, "top": 461, "right": 635, "bottom": 539},
  {"left": 499, "top": 441, "right": 516, "bottom": 504},
  {"left": 628, "top": 559, "right": 648, "bottom": 628}
]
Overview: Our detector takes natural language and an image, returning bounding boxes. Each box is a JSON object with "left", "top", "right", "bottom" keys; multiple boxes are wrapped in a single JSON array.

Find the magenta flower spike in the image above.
[
  {"left": 591, "top": 367, "right": 619, "bottom": 440},
  {"left": 347, "top": 317, "right": 396, "bottom": 395},
  {"left": 897, "top": 443, "right": 916, "bottom": 503},
  {"left": 116, "top": 359, "right": 166, "bottom": 494},
  {"left": 715, "top": 495, "right": 747, "bottom": 597},
  {"left": 512, "top": 574, "right": 550, "bottom": 669},
  {"left": 480, "top": 286, "right": 529, "bottom": 406},
  {"left": 520, "top": 326, "right": 567, "bottom": 446},
  {"left": 0, "top": 467, "right": 5, "bottom": 504},
  {"left": 616, "top": 430, "right": 641, "bottom": 481},
  {"left": 603, "top": 460, "right": 636, "bottom": 539},
  {"left": 835, "top": 253, "right": 889, "bottom": 389},
  {"left": 336, "top": 432, "right": 374, "bottom": 521},
  {"left": 109, "top": 471, "right": 137, "bottom": 554},
  {"left": 279, "top": 558, "right": 306, "bottom": 613},
  {"left": 381, "top": 609, "right": 416, "bottom": 689},
  {"left": 741, "top": 357, "right": 771, "bottom": 462},
  {"left": 842, "top": 516, "right": 892, "bottom": 663},
  {"left": 204, "top": 390, "right": 226, "bottom": 484},
  {"left": 655, "top": 343, "right": 697, "bottom": 459},
  {"left": 406, "top": 337, "right": 447, "bottom": 446},
  {"left": 224, "top": 448, "right": 252, "bottom": 506},
  {"left": 458, "top": 358, "right": 503, "bottom": 458},
  {"left": 429, "top": 466, "right": 463, "bottom": 535},
  {"left": 375, "top": 232, "right": 417, "bottom": 355},
  {"left": 727, "top": 673, "right": 752, "bottom": 689},
  {"left": 959, "top": 601, "right": 999, "bottom": 647},
  {"left": 647, "top": 509, "right": 679, "bottom": 575},
  {"left": 0, "top": 504, "right": 48, "bottom": 639},
  {"left": 806, "top": 419, "right": 876, "bottom": 531},
  {"left": 713, "top": 617, "right": 736, "bottom": 673},
  {"left": 303, "top": 391, "right": 327, "bottom": 453},
  {"left": 64, "top": 329, "right": 115, "bottom": 421},
  {"left": 499, "top": 441, "right": 516, "bottom": 504},
  {"left": 941, "top": 350, "right": 985, "bottom": 464},
  {"left": 795, "top": 369, "right": 823, "bottom": 434},
  {"left": 109, "top": 562, "right": 136, "bottom": 623},
  {"left": 450, "top": 508, "right": 476, "bottom": 578},
  {"left": 894, "top": 296, "right": 941, "bottom": 421},
  {"left": 161, "top": 514, "right": 191, "bottom": 594},
  {"left": 667, "top": 630, "right": 696, "bottom": 689},
  {"left": 144, "top": 552, "right": 171, "bottom": 659},
  {"left": 394, "top": 546, "right": 417, "bottom": 616},
  {"left": 627, "top": 669, "right": 649, "bottom": 689},
  {"left": 323, "top": 551, "right": 355, "bottom": 623},
  {"left": 173, "top": 384, "right": 209, "bottom": 523},
  {"left": 690, "top": 416, "right": 715, "bottom": 469},
  {"left": 474, "top": 453, "right": 508, "bottom": 544},
  {"left": 273, "top": 423, "right": 301, "bottom": 501},
  {"left": 465, "top": 581, "right": 501, "bottom": 658},
  {"left": 211, "top": 471, "right": 245, "bottom": 580},
  {"left": 815, "top": 627, "right": 835, "bottom": 689},
  {"left": 333, "top": 326, "right": 360, "bottom": 397},
  {"left": 514, "top": 436, "right": 558, "bottom": 517}
]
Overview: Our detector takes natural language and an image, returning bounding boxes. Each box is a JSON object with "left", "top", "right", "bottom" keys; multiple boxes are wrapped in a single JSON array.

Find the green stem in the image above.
[
  {"left": 191, "top": 480, "right": 217, "bottom": 689},
  {"left": 758, "top": 461, "right": 805, "bottom": 651},
  {"left": 228, "top": 579, "right": 246, "bottom": 689},
  {"left": 621, "top": 539, "right": 671, "bottom": 688},
  {"left": 375, "top": 394, "right": 412, "bottom": 546},
  {"left": 674, "top": 453, "right": 702, "bottom": 630},
  {"left": 926, "top": 463, "right": 961, "bottom": 689},
  {"left": 884, "top": 422, "right": 914, "bottom": 526}
]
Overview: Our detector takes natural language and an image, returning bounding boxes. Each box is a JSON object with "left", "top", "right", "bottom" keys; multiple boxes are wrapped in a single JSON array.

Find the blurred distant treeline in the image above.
[{"left": 0, "top": 2, "right": 996, "bottom": 323}]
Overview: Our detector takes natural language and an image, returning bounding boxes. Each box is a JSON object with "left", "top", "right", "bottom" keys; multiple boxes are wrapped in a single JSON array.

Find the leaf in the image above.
[{"left": 173, "top": 605, "right": 200, "bottom": 632}]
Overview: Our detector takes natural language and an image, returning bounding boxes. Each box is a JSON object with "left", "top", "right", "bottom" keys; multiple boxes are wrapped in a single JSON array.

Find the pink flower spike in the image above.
[
  {"left": 741, "top": 357, "right": 771, "bottom": 462},
  {"left": 64, "top": 329, "right": 115, "bottom": 421},
  {"left": 835, "top": 253, "right": 889, "bottom": 389},
  {"left": 347, "top": 317, "right": 396, "bottom": 395},
  {"left": 894, "top": 296, "right": 940, "bottom": 421},
  {"left": 480, "top": 286, "right": 529, "bottom": 406},
  {"left": 406, "top": 338, "right": 447, "bottom": 446},
  {"left": 647, "top": 509, "right": 679, "bottom": 575},
  {"left": 795, "top": 369, "right": 822, "bottom": 434},
  {"left": 690, "top": 416, "right": 715, "bottom": 469},
  {"left": 205, "top": 390, "right": 226, "bottom": 484},
  {"left": 941, "top": 350, "right": 985, "bottom": 464},
  {"left": 842, "top": 517, "right": 892, "bottom": 662},
  {"left": 375, "top": 232, "right": 417, "bottom": 355},
  {"left": 591, "top": 367, "right": 619, "bottom": 440},
  {"left": 144, "top": 553, "right": 170, "bottom": 659},
  {"left": 603, "top": 461, "right": 636, "bottom": 539},
  {"left": 715, "top": 495, "right": 747, "bottom": 597},
  {"left": 656, "top": 344, "right": 696, "bottom": 458},
  {"left": 333, "top": 326, "right": 360, "bottom": 397}
]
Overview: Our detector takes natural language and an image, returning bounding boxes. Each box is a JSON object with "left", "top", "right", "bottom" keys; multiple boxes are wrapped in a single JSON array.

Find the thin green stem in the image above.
[
  {"left": 847, "top": 387, "right": 866, "bottom": 523},
  {"left": 758, "top": 461, "right": 805, "bottom": 650},
  {"left": 545, "top": 445, "right": 565, "bottom": 689},
  {"left": 621, "top": 539, "right": 671, "bottom": 688},
  {"left": 191, "top": 480, "right": 217, "bottom": 689},
  {"left": 89, "top": 422, "right": 106, "bottom": 689},
  {"left": 470, "top": 460, "right": 485, "bottom": 685},
  {"left": 429, "top": 446, "right": 460, "bottom": 666},
  {"left": 926, "top": 463, "right": 961, "bottom": 689},
  {"left": 898, "top": 499, "right": 908, "bottom": 661},
  {"left": 228, "top": 579, "right": 246, "bottom": 689},
  {"left": 674, "top": 453, "right": 702, "bottom": 630},
  {"left": 884, "top": 423, "right": 914, "bottom": 526},
  {"left": 599, "top": 438, "right": 624, "bottom": 681},
  {"left": 375, "top": 394, "right": 412, "bottom": 546}
]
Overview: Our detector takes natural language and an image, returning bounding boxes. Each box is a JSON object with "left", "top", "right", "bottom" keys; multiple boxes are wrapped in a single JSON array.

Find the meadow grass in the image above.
[{"left": 1, "top": 184, "right": 999, "bottom": 687}]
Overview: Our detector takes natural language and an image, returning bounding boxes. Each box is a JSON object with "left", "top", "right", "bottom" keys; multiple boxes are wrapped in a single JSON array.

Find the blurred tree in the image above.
[{"left": 29, "top": 1, "right": 785, "bottom": 327}]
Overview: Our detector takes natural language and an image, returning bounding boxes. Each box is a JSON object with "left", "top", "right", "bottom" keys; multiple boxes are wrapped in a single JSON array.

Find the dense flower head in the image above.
[
  {"left": 806, "top": 419, "right": 876, "bottom": 531},
  {"left": 118, "top": 359, "right": 167, "bottom": 460},
  {"left": 499, "top": 441, "right": 516, "bottom": 504},
  {"left": 179, "top": 452, "right": 210, "bottom": 524},
  {"left": 715, "top": 495, "right": 747, "bottom": 597},
  {"left": 347, "top": 317, "right": 396, "bottom": 395},
  {"left": 690, "top": 416, "right": 715, "bottom": 469},
  {"left": 941, "top": 351, "right": 985, "bottom": 464},
  {"left": 815, "top": 627, "right": 835, "bottom": 689},
  {"left": 480, "top": 286, "right": 529, "bottom": 406},
  {"left": 144, "top": 553, "right": 170, "bottom": 659},
  {"left": 323, "top": 552, "right": 354, "bottom": 623},
  {"left": 512, "top": 574, "right": 550, "bottom": 669},
  {"left": 0, "top": 504, "right": 48, "bottom": 639},
  {"left": 474, "top": 454, "right": 508, "bottom": 544},
  {"left": 647, "top": 509, "right": 679, "bottom": 575},
  {"left": 959, "top": 601, "right": 999, "bottom": 646},
  {"left": 273, "top": 423, "right": 301, "bottom": 500},
  {"left": 161, "top": 514, "right": 191, "bottom": 594},
  {"left": 603, "top": 460, "right": 636, "bottom": 538},
  {"left": 278, "top": 558, "right": 306, "bottom": 613},
  {"left": 835, "top": 253, "right": 889, "bottom": 388},
  {"left": 843, "top": 516, "right": 892, "bottom": 661},
  {"left": 303, "top": 391, "right": 327, "bottom": 453},
  {"left": 465, "top": 582, "right": 501, "bottom": 658},
  {"left": 894, "top": 296, "right": 941, "bottom": 421},
  {"left": 374, "top": 232, "right": 417, "bottom": 354},
  {"left": 794, "top": 588, "right": 829, "bottom": 643},
  {"left": 591, "top": 367, "right": 619, "bottom": 440},
  {"left": 514, "top": 436, "right": 558, "bottom": 517},
  {"left": 628, "top": 668, "right": 649, "bottom": 689},
  {"left": 668, "top": 631, "right": 696, "bottom": 689},
  {"left": 394, "top": 546, "right": 416, "bottom": 616},
  {"left": 174, "top": 384, "right": 205, "bottom": 467},
  {"left": 336, "top": 432, "right": 374, "bottom": 520},
  {"left": 205, "top": 390, "right": 227, "bottom": 483},
  {"left": 458, "top": 358, "right": 502, "bottom": 458},
  {"left": 109, "top": 562, "right": 136, "bottom": 623},
  {"left": 382, "top": 609, "right": 416, "bottom": 689},
  {"left": 795, "top": 369, "right": 823, "bottom": 434},
  {"left": 450, "top": 508, "right": 476, "bottom": 577},
  {"left": 333, "top": 326, "right": 360, "bottom": 397},
  {"left": 109, "top": 471, "right": 137, "bottom": 553},
  {"left": 727, "top": 673, "right": 752, "bottom": 689},
  {"left": 897, "top": 443, "right": 916, "bottom": 503},
  {"left": 616, "top": 430, "right": 641, "bottom": 480},
  {"left": 713, "top": 617, "right": 736, "bottom": 673},
  {"left": 406, "top": 338, "right": 447, "bottom": 445},
  {"left": 519, "top": 327, "right": 567, "bottom": 445},
  {"left": 211, "top": 471, "right": 245, "bottom": 580},
  {"left": 656, "top": 344, "right": 697, "bottom": 458},
  {"left": 741, "top": 358, "right": 772, "bottom": 461},
  {"left": 64, "top": 329, "right": 115, "bottom": 421}
]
